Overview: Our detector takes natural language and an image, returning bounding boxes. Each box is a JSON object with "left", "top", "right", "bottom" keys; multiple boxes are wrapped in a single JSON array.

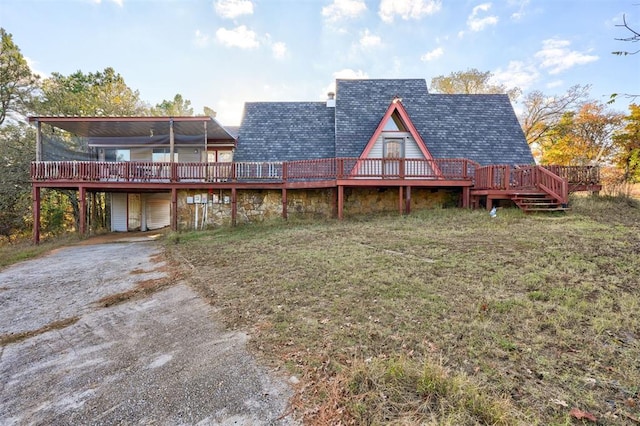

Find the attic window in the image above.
[{"left": 382, "top": 111, "right": 407, "bottom": 131}]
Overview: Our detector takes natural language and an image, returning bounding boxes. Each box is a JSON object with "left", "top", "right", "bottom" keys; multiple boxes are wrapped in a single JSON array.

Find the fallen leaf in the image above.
[
  {"left": 570, "top": 408, "right": 597, "bottom": 422},
  {"left": 551, "top": 398, "right": 568, "bottom": 407}
]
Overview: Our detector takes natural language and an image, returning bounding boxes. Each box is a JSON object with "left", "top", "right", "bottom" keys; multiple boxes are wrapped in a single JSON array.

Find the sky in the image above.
[{"left": 1, "top": 0, "right": 639, "bottom": 125}]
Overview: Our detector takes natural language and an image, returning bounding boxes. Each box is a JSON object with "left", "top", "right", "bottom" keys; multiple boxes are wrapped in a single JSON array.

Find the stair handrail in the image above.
[{"left": 536, "top": 166, "right": 568, "bottom": 205}]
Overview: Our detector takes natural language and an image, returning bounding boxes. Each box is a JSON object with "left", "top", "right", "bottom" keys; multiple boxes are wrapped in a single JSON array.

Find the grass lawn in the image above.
[{"left": 165, "top": 195, "right": 640, "bottom": 425}]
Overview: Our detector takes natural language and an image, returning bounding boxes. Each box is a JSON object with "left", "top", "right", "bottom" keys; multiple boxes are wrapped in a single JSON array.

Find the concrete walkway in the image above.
[{"left": 0, "top": 236, "right": 296, "bottom": 425}]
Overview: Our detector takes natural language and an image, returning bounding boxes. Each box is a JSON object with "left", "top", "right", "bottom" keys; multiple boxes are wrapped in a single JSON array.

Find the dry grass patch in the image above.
[
  {"left": 166, "top": 200, "right": 640, "bottom": 425},
  {"left": 0, "top": 316, "right": 79, "bottom": 346}
]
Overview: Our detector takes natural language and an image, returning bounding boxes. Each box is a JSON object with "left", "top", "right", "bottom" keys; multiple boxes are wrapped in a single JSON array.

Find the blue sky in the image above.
[{"left": 2, "top": 0, "right": 639, "bottom": 125}]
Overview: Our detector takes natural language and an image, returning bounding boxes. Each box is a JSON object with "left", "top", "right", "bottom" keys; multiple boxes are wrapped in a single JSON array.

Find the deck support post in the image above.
[
  {"left": 282, "top": 188, "right": 288, "bottom": 220},
  {"left": 169, "top": 118, "right": 175, "bottom": 163},
  {"left": 486, "top": 196, "right": 494, "bottom": 211},
  {"left": 405, "top": 186, "right": 411, "bottom": 215},
  {"left": 337, "top": 185, "right": 344, "bottom": 220},
  {"left": 79, "top": 186, "right": 87, "bottom": 236},
  {"left": 33, "top": 185, "right": 41, "bottom": 244},
  {"left": 398, "top": 186, "right": 403, "bottom": 215},
  {"left": 35, "top": 119, "right": 42, "bottom": 161},
  {"left": 231, "top": 187, "right": 237, "bottom": 227},
  {"left": 462, "top": 187, "right": 470, "bottom": 208},
  {"left": 171, "top": 187, "right": 178, "bottom": 231}
]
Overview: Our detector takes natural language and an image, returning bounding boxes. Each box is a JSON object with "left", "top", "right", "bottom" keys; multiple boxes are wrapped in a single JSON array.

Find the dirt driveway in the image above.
[{"left": 0, "top": 234, "right": 296, "bottom": 425}]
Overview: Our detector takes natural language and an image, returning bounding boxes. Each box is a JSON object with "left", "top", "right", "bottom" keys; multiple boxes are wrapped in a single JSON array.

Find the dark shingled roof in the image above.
[
  {"left": 234, "top": 102, "right": 335, "bottom": 162},
  {"left": 335, "top": 79, "right": 430, "bottom": 157},
  {"left": 411, "top": 94, "right": 534, "bottom": 166},
  {"left": 236, "top": 79, "right": 534, "bottom": 166}
]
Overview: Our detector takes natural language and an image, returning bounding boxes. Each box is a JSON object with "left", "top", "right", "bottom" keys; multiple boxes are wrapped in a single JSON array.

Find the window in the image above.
[
  {"left": 384, "top": 138, "right": 404, "bottom": 158},
  {"left": 105, "top": 149, "right": 130, "bottom": 161},
  {"left": 382, "top": 111, "right": 407, "bottom": 132},
  {"left": 208, "top": 150, "right": 233, "bottom": 163},
  {"left": 152, "top": 148, "right": 176, "bottom": 162}
]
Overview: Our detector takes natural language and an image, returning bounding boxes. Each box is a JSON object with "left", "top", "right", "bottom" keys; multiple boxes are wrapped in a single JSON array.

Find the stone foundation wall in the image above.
[{"left": 177, "top": 187, "right": 461, "bottom": 230}]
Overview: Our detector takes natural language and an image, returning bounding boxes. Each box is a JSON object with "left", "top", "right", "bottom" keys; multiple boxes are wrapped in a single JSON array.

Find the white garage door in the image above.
[{"left": 146, "top": 200, "right": 170, "bottom": 230}]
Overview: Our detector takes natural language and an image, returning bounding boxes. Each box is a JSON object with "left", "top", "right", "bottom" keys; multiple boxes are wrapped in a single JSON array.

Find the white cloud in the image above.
[
  {"left": 216, "top": 25, "right": 259, "bottom": 49},
  {"left": 92, "top": 0, "right": 123, "bottom": 7},
  {"left": 214, "top": 0, "right": 253, "bottom": 19},
  {"left": 193, "top": 30, "right": 210, "bottom": 48},
  {"left": 271, "top": 41, "right": 287, "bottom": 59},
  {"left": 534, "top": 38, "right": 598, "bottom": 74},
  {"left": 420, "top": 47, "right": 444, "bottom": 61},
  {"left": 359, "top": 29, "right": 382, "bottom": 48},
  {"left": 379, "top": 0, "right": 441, "bottom": 23},
  {"left": 25, "top": 56, "right": 47, "bottom": 78},
  {"left": 467, "top": 3, "right": 498, "bottom": 31},
  {"left": 324, "top": 69, "right": 369, "bottom": 97},
  {"left": 509, "top": 0, "right": 529, "bottom": 21},
  {"left": 322, "top": 0, "right": 367, "bottom": 22},
  {"left": 546, "top": 80, "right": 564, "bottom": 89},
  {"left": 491, "top": 60, "right": 539, "bottom": 90}
]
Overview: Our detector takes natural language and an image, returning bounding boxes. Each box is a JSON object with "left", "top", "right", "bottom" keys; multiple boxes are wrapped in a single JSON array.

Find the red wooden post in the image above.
[
  {"left": 337, "top": 159, "right": 344, "bottom": 180},
  {"left": 504, "top": 165, "right": 511, "bottom": 189},
  {"left": 79, "top": 186, "right": 86, "bottom": 236},
  {"left": 231, "top": 187, "right": 237, "bottom": 227},
  {"left": 32, "top": 185, "right": 41, "bottom": 244},
  {"left": 171, "top": 188, "right": 178, "bottom": 231},
  {"left": 462, "top": 187, "right": 470, "bottom": 208},
  {"left": 405, "top": 186, "right": 411, "bottom": 215},
  {"left": 398, "top": 186, "right": 403, "bottom": 215},
  {"left": 282, "top": 188, "right": 288, "bottom": 220},
  {"left": 337, "top": 185, "right": 344, "bottom": 220}
]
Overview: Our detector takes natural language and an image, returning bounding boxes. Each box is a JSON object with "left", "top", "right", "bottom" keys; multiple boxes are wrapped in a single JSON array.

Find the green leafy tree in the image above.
[
  {"left": 0, "top": 27, "right": 39, "bottom": 124},
  {"left": 0, "top": 123, "right": 34, "bottom": 241},
  {"left": 37, "top": 67, "right": 146, "bottom": 116},
  {"left": 151, "top": 93, "right": 194, "bottom": 116},
  {"left": 203, "top": 106, "right": 217, "bottom": 117},
  {"left": 613, "top": 104, "right": 640, "bottom": 182},
  {"left": 430, "top": 68, "right": 521, "bottom": 102}
]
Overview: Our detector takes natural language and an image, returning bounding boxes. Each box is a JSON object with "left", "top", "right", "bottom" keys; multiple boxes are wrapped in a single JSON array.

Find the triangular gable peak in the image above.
[{"left": 359, "top": 97, "right": 436, "bottom": 161}]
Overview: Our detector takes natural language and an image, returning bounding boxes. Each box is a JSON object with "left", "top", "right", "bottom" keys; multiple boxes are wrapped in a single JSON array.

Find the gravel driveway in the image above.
[{"left": 0, "top": 235, "right": 296, "bottom": 425}]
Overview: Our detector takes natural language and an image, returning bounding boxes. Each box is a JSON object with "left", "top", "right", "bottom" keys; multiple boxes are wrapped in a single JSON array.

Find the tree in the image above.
[
  {"left": 430, "top": 68, "right": 521, "bottom": 102},
  {"left": 0, "top": 123, "right": 34, "bottom": 241},
  {"left": 612, "top": 14, "right": 640, "bottom": 56},
  {"left": 0, "top": 28, "right": 39, "bottom": 125},
  {"left": 151, "top": 93, "right": 194, "bottom": 116},
  {"left": 518, "top": 85, "right": 591, "bottom": 160},
  {"left": 203, "top": 106, "right": 217, "bottom": 117},
  {"left": 37, "top": 67, "right": 146, "bottom": 116},
  {"left": 613, "top": 104, "right": 640, "bottom": 183},
  {"left": 538, "top": 101, "right": 624, "bottom": 166},
  {"left": 610, "top": 13, "right": 639, "bottom": 103}
]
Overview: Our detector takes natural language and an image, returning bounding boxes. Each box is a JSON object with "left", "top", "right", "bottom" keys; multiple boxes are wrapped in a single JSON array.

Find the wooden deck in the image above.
[{"left": 30, "top": 158, "right": 601, "bottom": 242}]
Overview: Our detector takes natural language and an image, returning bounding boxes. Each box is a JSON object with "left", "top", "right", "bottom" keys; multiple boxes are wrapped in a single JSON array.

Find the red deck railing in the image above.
[
  {"left": 30, "top": 158, "right": 478, "bottom": 183},
  {"left": 474, "top": 164, "right": 570, "bottom": 204}
]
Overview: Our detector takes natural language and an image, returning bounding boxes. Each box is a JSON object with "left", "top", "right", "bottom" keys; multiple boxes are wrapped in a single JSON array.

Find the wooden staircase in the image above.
[
  {"left": 472, "top": 165, "right": 571, "bottom": 213},
  {"left": 511, "top": 192, "right": 569, "bottom": 212}
]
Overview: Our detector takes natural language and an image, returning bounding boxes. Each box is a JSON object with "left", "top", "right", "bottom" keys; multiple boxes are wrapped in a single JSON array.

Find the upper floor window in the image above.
[
  {"left": 384, "top": 138, "right": 404, "bottom": 158},
  {"left": 105, "top": 149, "right": 130, "bottom": 162},
  {"left": 153, "top": 148, "right": 176, "bottom": 162}
]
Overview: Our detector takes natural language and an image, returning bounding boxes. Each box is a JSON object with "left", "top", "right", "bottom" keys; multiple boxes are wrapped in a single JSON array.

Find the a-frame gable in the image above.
[{"left": 359, "top": 97, "right": 435, "bottom": 161}]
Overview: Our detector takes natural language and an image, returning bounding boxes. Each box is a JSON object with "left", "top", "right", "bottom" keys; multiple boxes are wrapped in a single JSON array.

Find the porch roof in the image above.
[{"left": 28, "top": 116, "right": 237, "bottom": 143}]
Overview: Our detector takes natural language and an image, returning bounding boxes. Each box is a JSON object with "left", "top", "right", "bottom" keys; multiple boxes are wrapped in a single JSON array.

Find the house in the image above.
[{"left": 29, "top": 78, "right": 601, "bottom": 243}]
